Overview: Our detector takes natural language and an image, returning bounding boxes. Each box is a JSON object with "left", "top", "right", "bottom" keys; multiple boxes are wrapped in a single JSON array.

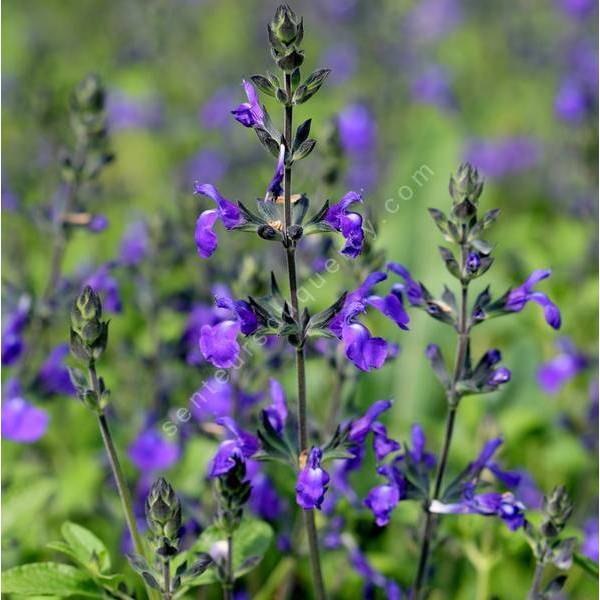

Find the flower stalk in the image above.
[{"left": 281, "top": 57, "right": 327, "bottom": 600}]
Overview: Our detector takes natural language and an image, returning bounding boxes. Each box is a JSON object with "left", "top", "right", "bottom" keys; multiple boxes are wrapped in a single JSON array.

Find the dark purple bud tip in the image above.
[{"left": 466, "top": 252, "right": 481, "bottom": 273}]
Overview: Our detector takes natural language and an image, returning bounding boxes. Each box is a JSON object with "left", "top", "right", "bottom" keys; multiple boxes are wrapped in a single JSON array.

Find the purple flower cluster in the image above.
[
  {"left": 463, "top": 137, "right": 542, "bottom": 178},
  {"left": 537, "top": 338, "right": 588, "bottom": 394},
  {"left": 1, "top": 379, "right": 49, "bottom": 443},
  {"left": 328, "top": 272, "right": 409, "bottom": 372}
]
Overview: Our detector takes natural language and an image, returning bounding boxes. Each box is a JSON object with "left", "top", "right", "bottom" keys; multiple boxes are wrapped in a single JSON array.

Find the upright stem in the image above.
[
  {"left": 87, "top": 364, "right": 147, "bottom": 559},
  {"left": 413, "top": 241, "right": 470, "bottom": 599},
  {"left": 162, "top": 560, "right": 171, "bottom": 600},
  {"left": 527, "top": 562, "right": 545, "bottom": 600},
  {"left": 282, "top": 71, "right": 326, "bottom": 600},
  {"left": 223, "top": 534, "right": 234, "bottom": 600}
]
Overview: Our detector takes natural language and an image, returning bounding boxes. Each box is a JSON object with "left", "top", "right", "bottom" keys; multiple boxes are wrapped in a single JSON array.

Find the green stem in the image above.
[
  {"left": 87, "top": 363, "right": 156, "bottom": 600},
  {"left": 527, "top": 562, "right": 545, "bottom": 600},
  {"left": 413, "top": 242, "right": 470, "bottom": 599},
  {"left": 223, "top": 534, "right": 233, "bottom": 600},
  {"left": 281, "top": 71, "right": 326, "bottom": 600},
  {"left": 163, "top": 560, "right": 172, "bottom": 600}
]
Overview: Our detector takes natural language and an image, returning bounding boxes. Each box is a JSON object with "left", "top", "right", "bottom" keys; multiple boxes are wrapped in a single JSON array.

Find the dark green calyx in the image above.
[
  {"left": 449, "top": 162, "right": 484, "bottom": 206},
  {"left": 145, "top": 478, "right": 182, "bottom": 558},
  {"left": 70, "top": 286, "right": 109, "bottom": 362},
  {"left": 269, "top": 5, "right": 303, "bottom": 47}
]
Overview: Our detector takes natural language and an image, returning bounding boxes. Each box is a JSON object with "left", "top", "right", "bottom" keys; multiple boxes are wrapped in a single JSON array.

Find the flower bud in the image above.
[
  {"left": 269, "top": 5, "right": 302, "bottom": 46},
  {"left": 449, "top": 162, "right": 484, "bottom": 205},
  {"left": 287, "top": 224, "right": 303, "bottom": 241},
  {"left": 71, "top": 74, "right": 105, "bottom": 113},
  {"left": 145, "top": 478, "right": 182, "bottom": 553}
]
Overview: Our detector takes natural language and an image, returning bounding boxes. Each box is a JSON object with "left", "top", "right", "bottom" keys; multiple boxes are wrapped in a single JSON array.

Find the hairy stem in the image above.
[
  {"left": 527, "top": 562, "right": 545, "bottom": 600},
  {"left": 163, "top": 560, "right": 171, "bottom": 600},
  {"left": 87, "top": 364, "right": 151, "bottom": 579},
  {"left": 413, "top": 242, "right": 470, "bottom": 598},
  {"left": 281, "top": 71, "right": 326, "bottom": 600}
]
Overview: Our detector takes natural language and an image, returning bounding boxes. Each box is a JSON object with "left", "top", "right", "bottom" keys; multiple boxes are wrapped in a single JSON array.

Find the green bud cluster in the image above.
[
  {"left": 540, "top": 485, "right": 573, "bottom": 539},
  {"left": 216, "top": 458, "right": 252, "bottom": 534},
  {"left": 268, "top": 5, "right": 304, "bottom": 72},
  {"left": 70, "top": 286, "right": 109, "bottom": 364},
  {"left": 145, "top": 478, "right": 183, "bottom": 560},
  {"left": 448, "top": 162, "right": 484, "bottom": 222},
  {"left": 62, "top": 74, "right": 113, "bottom": 184}
]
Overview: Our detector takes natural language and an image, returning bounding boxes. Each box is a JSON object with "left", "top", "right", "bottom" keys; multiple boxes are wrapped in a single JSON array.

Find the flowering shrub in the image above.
[{"left": 2, "top": 2, "right": 598, "bottom": 599}]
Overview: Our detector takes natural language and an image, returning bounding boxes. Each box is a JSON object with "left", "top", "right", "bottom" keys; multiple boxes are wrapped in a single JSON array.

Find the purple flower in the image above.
[
  {"left": 84, "top": 265, "right": 122, "bottom": 313},
  {"left": 581, "top": 518, "right": 599, "bottom": 562},
  {"left": 387, "top": 262, "right": 425, "bottom": 306},
  {"left": 249, "top": 471, "right": 283, "bottom": 520},
  {"left": 328, "top": 272, "right": 408, "bottom": 372},
  {"left": 182, "top": 149, "right": 229, "bottom": 188},
  {"left": 2, "top": 297, "right": 30, "bottom": 366},
  {"left": 555, "top": 78, "right": 588, "bottom": 123},
  {"left": 231, "top": 80, "right": 264, "bottom": 128},
  {"left": 321, "top": 43, "right": 357, "bottom": 85},
  {"left": 338, "top": 104, "right": 377, "bottom": 155},
  {"left": 265, "top": 145, "right": 285, "bottom": 200},
  {"left": 463, "top": 137, "right": 542, "bottom": 178},
  {"left": 557, "top": 0, "right": 597, "bottom": 19},
  {"left": 264, "top": 378, "right": 288, "bottom": 433},
  {"left": 513, "top": 470, "right": 544, "bottom": 509},
  {"left": 190, "top": 377, "right": 234, "bottom": 421},
  {"left": 208, "top": 417, "right": 259, "bottom": 478},
  {"left": 296, "top": 447, "right": 330, "bottom": 510},
  {"left": 37, "top": 343, "right": 76, "bottom": 396},
  {"left": 405, "top": 0, "right": 463, "bottom": 42},
  {"left": 372, "top": 422, "right": 401, "bottom": 462},
  {"left": 411, "top": 64, "right": 456, "bottom": 110},
  {"left": 407, "top": 424, "right": 437, "bottom": 469},
  {"left": 348, "top": 399, "right": 392, "bottom": 444},
  {"left": 467, "top": 437, "right": 521, "bottom": 488},
  {"left": 119, "top": 221, "right": 149, "bottom": 266},
  {"left": 200, "top": 87, "right": 237, "bottom": 130},
  {"left": 324, "top": 191, "right": 365, "bottom": 258},
  {"left": 537, "top": 338, "right": 588, "bottom": 394},
  {"left": 505, "top": 269, "right": 561, "bottom": 329},
  {"left": 364, "top": 483, "right": 401, "bottom": 527},
  {"left": 199, "top": 320, "right": 242, "bottom": 369},
  {"left": 128, "top": 428, "right": 180, "bottom": 472},
  {"left": 194, "top": 184, "right": 244, "bottom": 258},
  {"left": 430, "top": 484, "right": 526, "bottom": 531},
  {"left": 106, "top": 91, "right": 162, "bottom": 130},
  {"left": 88, "top": 214, "right": 109, "bottom": 233},
  {"left": 2, "top": 379, "right": 49, "bottom": 443}
]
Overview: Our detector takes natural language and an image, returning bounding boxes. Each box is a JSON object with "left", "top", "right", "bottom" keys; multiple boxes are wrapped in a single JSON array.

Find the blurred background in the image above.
[{"left": 2, "top": 0, "right": 598, "bottom": 598}]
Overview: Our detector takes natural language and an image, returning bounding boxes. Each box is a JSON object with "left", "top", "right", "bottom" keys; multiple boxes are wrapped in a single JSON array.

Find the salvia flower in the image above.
[
  {"left": 296, "top": 447, "right": 330, "bottom": 510},
  {"left": 1, "top": 379, "right": 49, "bottom": 443},
  {"left": 364, "top": 462, "right": 406, "bottom": 526},
  {"left": 348, "top": 399, "right": 392, "bottom": 445},
  {"left": 190, "top": 377, "right": 234, "bottom": 421},
  {"left": 199, "top": 294, "right": 260, "bottom": 368},
  {"left": 328, "top": 272, "right": 409, "bottom": 371},
  {"left": 581, "top": 518, "right": 599, "bottom": 562},
  {"left": 386, "top": 262, "right": 425, "bottom": 306},
  {"left": 208, "top": 417, "right": 259, "bottom": 478},
  {"left": 264, "top": 378, "right": 288, "bottom": 434},
  {"left": 466, "top": 437, "right": 521, "bottom": 488},
  {"left": 1, "top": 297, "right": 30, "bottom": 366},
  {"left": 231, "top": 80, "right": 265, "bottom": 129},
  {"left": 371, "top": 422, "right": 401, "bottom": 462},
  {"left": 537, "top": 338, "right": 588, "bottom": 394},
  {"left": 323, "top": 191, "right": 365, "bottom": 258},
  {"left": 194, "top": 183, "right": 244, "bottom": 258},
  {"left": 407, "top": 423, "right": 437, "bottom": 470},
  {"left": 128, "top": 428, "right": 181, "bottom": 473},
  {"left": 37, "top": 343, "right": 76, "bottom": 396},
  {"left": 119, "top": 220, "right": 149, "bottom": 266},
  {"left": 430, "top": 483, "right": 526, "bottom": 531},
  {"left": 504, "top": 269, "right": 561, "bottom": 329}
]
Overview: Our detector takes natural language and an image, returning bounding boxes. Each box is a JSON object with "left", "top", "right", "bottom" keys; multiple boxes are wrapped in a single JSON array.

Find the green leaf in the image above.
[
  {"left": 179, "top": 517, "right": 273, "bottom": 587},
  {"left": 573, "top": 552, "right": 599, "bottom": 579},
  {"left": 60, "top": 521, "right": 111, "bottom": 573},
  {"left": 2, "top": 563, "right": 101, "bottom": 597}
]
